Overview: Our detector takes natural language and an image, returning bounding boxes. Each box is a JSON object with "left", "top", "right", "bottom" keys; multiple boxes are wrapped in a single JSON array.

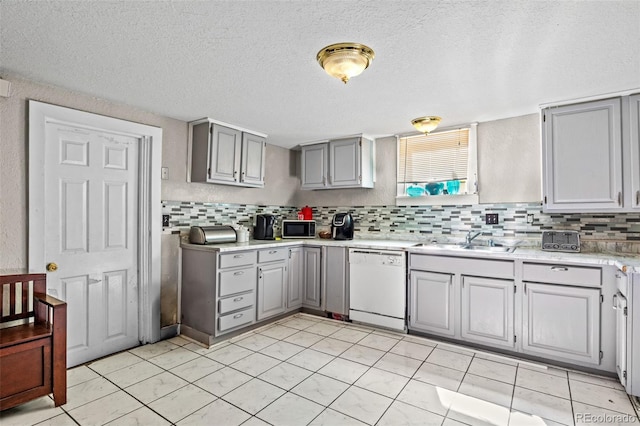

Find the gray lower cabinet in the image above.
[
  {"left": 181, "top": 248, "right": 257, "bottom": 344},
  {"left": 257, "top": 261, "right": 287, "bottom": 320},
  {"left": 461, "top": 276, "right": 515, "bottom": 349},
  {"left": 287, "top": 246, "right": 304, "bottom": 310},
  {"left": 256, "top": 248, "right": 289, "bottom": 321},
  {"left": 302, "top": 246, "right": 322, "bottom": 308},
  {"left": 323, "top": 246, "right": 348, "bottom": 315},
  {"left": 522, "top": 282, "right": 601, "bottom": 365},
  {"left": 409, "top": 271, "right": 455, "bottom": 336}
]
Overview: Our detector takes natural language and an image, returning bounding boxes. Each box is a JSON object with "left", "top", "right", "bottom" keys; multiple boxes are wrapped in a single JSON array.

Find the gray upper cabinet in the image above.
[
  {"left": 542, "top": 95, "right": 640, "bottom": 212},
  {"left": 301, "top": 144, "right": 328, "bottom": 189},
  {"left": 189, "top": 119, "right": 267, "bottom": 188},
  {"left": 241, "top": 132, "right": 267, "bottom": 186},
  {"left": 542, "top": 98, "right": 622, "bottom": 212},
  {"left": 301, "top": 136, "right": 375, "bottom": 190}
]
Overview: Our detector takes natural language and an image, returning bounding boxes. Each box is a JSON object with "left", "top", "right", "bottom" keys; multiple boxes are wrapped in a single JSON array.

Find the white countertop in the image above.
[{"left": 180, "top": 237, "right": 640, "bottom": 273}]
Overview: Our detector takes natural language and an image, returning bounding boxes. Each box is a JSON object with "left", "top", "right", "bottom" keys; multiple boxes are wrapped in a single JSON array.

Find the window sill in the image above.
[{"left": 396, "top": 193, "right": 479, "bottom": 206}]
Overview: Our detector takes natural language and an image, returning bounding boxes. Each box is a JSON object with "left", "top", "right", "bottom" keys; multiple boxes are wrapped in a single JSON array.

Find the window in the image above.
[{"left": 396, "top": 124, "right": 478, "bottom": 205}]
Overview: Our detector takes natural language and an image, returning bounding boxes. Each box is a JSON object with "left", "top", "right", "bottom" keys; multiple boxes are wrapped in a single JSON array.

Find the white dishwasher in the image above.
[{"left": 349, "top": 249, "right": 407, "bottom": 331}]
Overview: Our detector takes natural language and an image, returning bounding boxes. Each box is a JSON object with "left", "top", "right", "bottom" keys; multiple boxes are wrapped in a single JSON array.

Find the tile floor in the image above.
[{"left": 1, "top": 313, "right": 639, "bottom": 426}]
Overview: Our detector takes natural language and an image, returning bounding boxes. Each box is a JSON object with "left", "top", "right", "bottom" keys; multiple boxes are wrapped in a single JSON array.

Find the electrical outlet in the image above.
[
  {"left": 162, "top": 214, "right": 170, "bottom": 227},
  {"left": 485, "top": 213, "right": 498, "bottom": 225},
  {"left": 161, "top": 167, "right": 169, "bottom": 180},
  {"left": 527, "top": 214, "right": 535, "bottom": 224}
]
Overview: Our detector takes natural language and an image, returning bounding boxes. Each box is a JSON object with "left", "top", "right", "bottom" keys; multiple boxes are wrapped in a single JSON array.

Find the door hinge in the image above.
[
  {"left": 514, "top": 335, "right": 517, "bottom": 343},
  {"left": 600, "top": 351, "right": 604, "bottom": 360},
  {"left": 543, "top": 113, "right": 546, "bottom": 122},
  {"left": 289, "top": 250, "right": 291, "bottom": 259},
  {"left": 600, "top": 294, "right": 604, "bottom": 303},
  {"left": 624, "top": 370, "right": 627, "bottom": 379},
  {"left": 209, "top": 126, "right": 213, "bottom": 134},
  {"left": 624, "top": 306, "right": 628, "bottom": 316},
  {"left": 544, "top": 196, "right": 547, "bottom": 204},
  {"left": 514, "top": 285, "right": 516, "bottom": 294}
]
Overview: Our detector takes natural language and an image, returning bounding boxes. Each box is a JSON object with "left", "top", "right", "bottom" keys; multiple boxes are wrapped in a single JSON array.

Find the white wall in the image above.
[{"left": 0, "top": 75, "right": 298, "bottom": 270}]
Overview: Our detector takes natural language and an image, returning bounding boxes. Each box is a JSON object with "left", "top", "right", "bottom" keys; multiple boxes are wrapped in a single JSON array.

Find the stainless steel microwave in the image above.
[{"left": 281, "top": 220, "right": 316, "bottom": 239}]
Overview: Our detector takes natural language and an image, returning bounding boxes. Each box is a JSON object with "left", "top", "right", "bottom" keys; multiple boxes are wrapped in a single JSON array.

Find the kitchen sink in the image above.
[{"left": 413, "top": 243, "right": 515, "bottom": 253}]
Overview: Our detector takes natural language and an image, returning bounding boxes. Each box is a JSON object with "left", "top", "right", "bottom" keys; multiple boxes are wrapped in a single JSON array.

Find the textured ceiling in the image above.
[{"left": 1, "top": 1, "right": 639, "bottom": 148}]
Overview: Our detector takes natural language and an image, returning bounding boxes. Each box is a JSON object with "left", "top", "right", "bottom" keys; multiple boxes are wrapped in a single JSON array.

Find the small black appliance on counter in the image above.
[
  {"left": 331, "top": 213, "right": 354, "bottom": 240},
  {"left": 254, "top": 214, "right": 276, "bottom": 240}
]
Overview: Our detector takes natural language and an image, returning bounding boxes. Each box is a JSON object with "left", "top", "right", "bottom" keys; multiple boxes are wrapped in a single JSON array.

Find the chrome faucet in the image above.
[{"left": 465, "top": 231, "right": 482, "bottom": 245}]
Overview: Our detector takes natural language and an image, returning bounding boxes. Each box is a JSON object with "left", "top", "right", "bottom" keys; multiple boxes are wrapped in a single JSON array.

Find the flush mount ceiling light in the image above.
[
  {"left": 316, "top": 42, "right": 375, "bottom": 84},
  {"left": 411, "top": 116, "right": 442, "bottom": 134}
]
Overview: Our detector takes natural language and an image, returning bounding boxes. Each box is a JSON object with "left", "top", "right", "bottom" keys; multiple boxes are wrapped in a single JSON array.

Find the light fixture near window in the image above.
[
  {"left": 411, "top": 116, "right": 442, "bottom": 134},
  {"left": 317, "top": 42, "right": 375, "bottom": 84}
]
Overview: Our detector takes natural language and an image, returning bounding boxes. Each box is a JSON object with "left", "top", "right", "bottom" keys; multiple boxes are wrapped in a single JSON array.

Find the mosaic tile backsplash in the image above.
[{"left": 162, "top": 200, "right": 640, "bottom": 252}]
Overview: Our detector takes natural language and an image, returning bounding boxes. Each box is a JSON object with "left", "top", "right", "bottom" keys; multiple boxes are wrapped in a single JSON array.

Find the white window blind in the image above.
[{"left": 397, "top": 128, "right": 470, "bottom": 183}]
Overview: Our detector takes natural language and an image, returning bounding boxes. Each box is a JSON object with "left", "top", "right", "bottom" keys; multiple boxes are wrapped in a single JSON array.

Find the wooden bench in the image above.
[{"left": 0, "top": 273, "right": 67, "bottom": 410}]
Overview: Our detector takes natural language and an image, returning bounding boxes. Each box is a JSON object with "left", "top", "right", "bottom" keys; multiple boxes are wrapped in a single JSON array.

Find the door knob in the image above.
[{"left": 46, "top": 262, "right": 58, "bottom": 272}]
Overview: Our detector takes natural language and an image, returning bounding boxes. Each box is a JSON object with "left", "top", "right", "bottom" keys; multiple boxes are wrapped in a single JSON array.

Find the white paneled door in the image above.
[{"left": 43, "top": 122, "right": 140, "bottom": 367}]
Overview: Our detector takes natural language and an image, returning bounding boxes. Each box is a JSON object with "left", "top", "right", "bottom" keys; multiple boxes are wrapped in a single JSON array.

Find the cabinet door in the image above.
[
  {"left": 209, "top": 124, "right": 242, "bottom": 183},
  {"left": 542, "top": 98, "right": 622, "bottom": 211},
  {"left": 241, "top": 133, "right": 266, "bottom": 186},
  {"left": 329, "top": 137, "right": 361, "bottom": 187},
  {"left": 461, "top": 276, "right": 514, "bottom": 348},
  {"left": 287, "top": 247, "right": 304, "bottom": 309},
  {"left": 257, "top": 262, "right": 287, "bottom": 320},
  {"left": 409, "top": 271, "right": 455, "bottom": 336},
  {"left": 323, "top": 246, "right": 348, "bottom": 315},
  {"left": 522, "top": 282, "right": 601, "bottom": 364},
  {"left": 629, "top": 94, "right": 640, "bottom": 210},
  {"left": 615, "top": 291, "right": 627, "bottom": 388},
  {"left": 301, "top": 144, "right": 328, "bottom": 189},
  {"left": 302, "top": 247, "right": 322, "bottom": 308}
]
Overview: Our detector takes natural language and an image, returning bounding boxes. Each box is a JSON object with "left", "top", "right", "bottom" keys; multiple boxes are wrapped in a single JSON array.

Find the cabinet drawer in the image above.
[
  {"left": 219, "top": 292, "right": 254, "bottom": 315},
  {"left": 410, "top": 254, "right": 514, "bottom": 279},
  {"left": 218, "top": 307, "right": 254, "bottom": 332},
  {"left": 219, "top": 251, "right": 257, "bottom": 269},
  {"left": 219, "top": 267, "right": 256, "bottom": 297},
  {"left": 522, "top": 263, "right": 601, "bottom": 287},
  {"left": 258, "top": 248, "right": 288, "bottom": 263}
]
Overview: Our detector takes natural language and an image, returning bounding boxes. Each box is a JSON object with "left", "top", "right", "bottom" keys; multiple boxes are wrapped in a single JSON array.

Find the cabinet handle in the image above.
[
  {"left": 636, "top": 190, "right": 639, "bottom": 206},
  {"left": 233, "top": 254, "right": 243, "bottom": 258},
  {"left": 618, "top": 191, "right": 622, "bottom": 206},
  {"left": 233, "top": 296, "right": 243, "bottom": 302},
  {"left": 269, "top": 250, "right": 277, "bottom": 254},
  {"left": 613, "top": 294, "right": 618, "bottom": 310},
  {"left": 234, "top": 271, "right": 244, "bottom": 276},
  {"left": 233, "top": 313, "right": 243, "bottom": 319},
  {"left": 550, "top": 266, "right": 568, "bottom": 272}
]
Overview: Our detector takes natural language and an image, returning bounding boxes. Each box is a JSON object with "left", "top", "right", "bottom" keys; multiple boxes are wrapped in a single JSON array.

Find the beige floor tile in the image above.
[
  {"left": 0, "top": 397, "right": 64, "bottom": 426},
  {"left": 147, "top": 384, "right": 217, "bottom": 424},
  {"left": 68, "top": 391, "right": 142, "bottom": 425},
  {"left": 106, "top": 406, "right": 172, "bottom": 425},
  {"left": 257, "top": 392, "right": 324, "bottom": 426}
]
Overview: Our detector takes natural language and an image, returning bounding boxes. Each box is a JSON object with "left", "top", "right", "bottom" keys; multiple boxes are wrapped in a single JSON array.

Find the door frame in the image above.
[{"left": 28, "top": 100, "right": 163, "bottom": 344}]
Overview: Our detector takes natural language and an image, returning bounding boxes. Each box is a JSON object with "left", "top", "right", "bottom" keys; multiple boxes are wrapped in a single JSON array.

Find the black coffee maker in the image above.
[
  {"left": 254, "top": 214, "right": 276, "bottom": 240},
  {"left": 331, "top": 213, "right": 354, "bottom": 240}
]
